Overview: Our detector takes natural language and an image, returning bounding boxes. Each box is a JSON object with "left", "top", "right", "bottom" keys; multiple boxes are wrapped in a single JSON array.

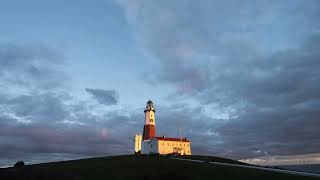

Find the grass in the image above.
[{"left": 0, "top": 155, "right": 318, "bottom": 180}]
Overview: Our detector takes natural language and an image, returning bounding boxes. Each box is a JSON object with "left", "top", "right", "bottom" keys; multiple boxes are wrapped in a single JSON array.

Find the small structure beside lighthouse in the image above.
[
  {"left": 134, "top": 133, "right": 142, "bottom": 154},
  {"left": 134, "top": 100, "right": 191, "bottom": 155}
]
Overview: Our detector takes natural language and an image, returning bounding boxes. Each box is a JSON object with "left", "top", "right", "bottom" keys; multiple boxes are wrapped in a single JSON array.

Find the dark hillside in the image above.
[{"left": 0, "top": 155, "right": 318, "bottom": 180}]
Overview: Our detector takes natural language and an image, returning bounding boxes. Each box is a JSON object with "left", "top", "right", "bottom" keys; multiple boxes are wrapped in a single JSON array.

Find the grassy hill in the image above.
[{"left": 0, "top": 155, "right": 318, "bottom": 180}]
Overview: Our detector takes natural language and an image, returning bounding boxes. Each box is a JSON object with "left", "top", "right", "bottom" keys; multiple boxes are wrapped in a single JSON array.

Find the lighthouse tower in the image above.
[
  {"left": 136, "top": 100, "right": 191, "bottom": 155},
  {"left": 143, "top": 100, "right": 156, "bottom": 140}
]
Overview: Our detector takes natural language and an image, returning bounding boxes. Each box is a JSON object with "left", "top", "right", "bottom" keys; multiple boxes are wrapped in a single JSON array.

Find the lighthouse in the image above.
[
  {"left": 142, "top": 100, "right": 156, "bottom": 140},
  {"left": 134, "top": 100, "right": 192, "bottom": 155}
]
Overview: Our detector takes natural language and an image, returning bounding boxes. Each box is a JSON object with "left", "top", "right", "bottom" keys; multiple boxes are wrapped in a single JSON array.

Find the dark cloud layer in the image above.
[
  {"left": 0, "top": 91, "right": 140, "bottom": 166},
  {"left": 0, "top": 113, "right": 139, "bottom": 166},
  {"left": 85, "top": 88, "right": 119, "bottom": 105}
]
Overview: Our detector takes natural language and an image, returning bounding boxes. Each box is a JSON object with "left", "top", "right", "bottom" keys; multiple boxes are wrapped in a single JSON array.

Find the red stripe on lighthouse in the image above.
[{"left": 143, "top": 124, "right": 155, "bottom": 140}]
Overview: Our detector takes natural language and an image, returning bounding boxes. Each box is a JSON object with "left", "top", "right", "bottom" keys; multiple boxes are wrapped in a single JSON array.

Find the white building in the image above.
[
  {"left": 134, "top": 100, "right": 192, "bottom": 155},
  {"left": 142, "top": 136, "right": 191, "bottom": 155},
  {"left": 134, "top": 133, "right": 142, "bottom": 153}
]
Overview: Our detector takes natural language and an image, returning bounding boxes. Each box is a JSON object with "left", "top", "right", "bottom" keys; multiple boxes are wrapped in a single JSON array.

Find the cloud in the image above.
[
  {"left": 194, "top": 33, "right": 320, "bottom": 159},
  {"left": 0, "top": 116, "right": 133, "bottom": 166},
  {"left": 0, "top": 43, "right": 67, "bottom": 90},
  {"left": 85, "top": 88, "right": 119, "bottom": 105},
  {"left": 0, "top": 91, "right": 142, "bottom": 166},
  {"left": 0, "top": 43, "right": 131, "bottom": 166},
  {"left": 117, "top": 0, "right": 320, "bottom": 159},
  {"left": 0, "top": 43, "right": 63, "bottom": 68},
  {"left": 2, "top": 93, "right": 69, "bottom": 122},
  {"left": 117, "top": 0, "right": 320, "bottom": 92},
  {"left": 241, "top": 153, "right": 320, "bottom": 166}
]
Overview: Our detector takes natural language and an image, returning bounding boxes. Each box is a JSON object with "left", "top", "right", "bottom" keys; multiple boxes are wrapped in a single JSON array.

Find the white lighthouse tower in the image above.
[{"left": 142, "top": 100, "right": 156, "bottom": 140}]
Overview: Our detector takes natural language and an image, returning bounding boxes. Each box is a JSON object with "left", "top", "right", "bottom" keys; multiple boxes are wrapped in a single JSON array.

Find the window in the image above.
[{"left": 162, "top": 143, "right": 164, "bottom": 146}]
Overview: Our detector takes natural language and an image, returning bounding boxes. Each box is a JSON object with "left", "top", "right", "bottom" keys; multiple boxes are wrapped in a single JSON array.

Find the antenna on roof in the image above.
[{"left": 179, "top": 118, "right": 182, "bottom": 152}]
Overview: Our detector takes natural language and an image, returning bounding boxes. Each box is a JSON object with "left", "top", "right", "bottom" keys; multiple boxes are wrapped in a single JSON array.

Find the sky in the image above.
[{"left": 0, "top": 0, "right": 320, "bottom": 166}]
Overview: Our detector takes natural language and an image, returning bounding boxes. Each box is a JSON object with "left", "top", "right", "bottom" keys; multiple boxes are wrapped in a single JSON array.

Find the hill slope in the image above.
[
  {"left": 0, "top": 155, "right": 318, "bottom": 180},
  {"left": 279, "top": 164, "right": 320, "bottom": 174}
]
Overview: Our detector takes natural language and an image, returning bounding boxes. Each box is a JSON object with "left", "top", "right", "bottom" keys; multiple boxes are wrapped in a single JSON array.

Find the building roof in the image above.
[
  {"left": 147, "top": 99, "right": 153, "bottom": 105},
  {"left": 155, "top": 136, "right": 190, "bottom": 142}
]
